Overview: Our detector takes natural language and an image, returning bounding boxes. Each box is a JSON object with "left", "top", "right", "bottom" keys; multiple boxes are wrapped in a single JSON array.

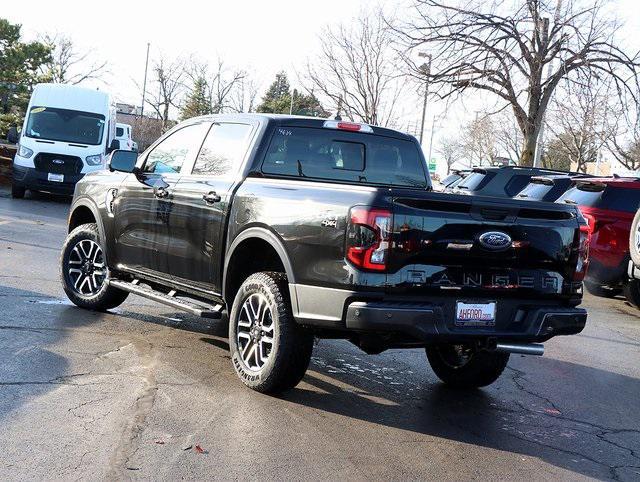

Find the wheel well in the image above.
[
  {"left": 225, "top": 238, "right": 287, "bottom": 307},
  {"left": 68, "top": 206, "right": 97, "bottom": 232}
]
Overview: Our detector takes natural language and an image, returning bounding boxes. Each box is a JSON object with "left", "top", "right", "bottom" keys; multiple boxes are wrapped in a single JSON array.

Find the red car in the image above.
[{"left": 557, "top": 177, "right": 640, "bottom": 303}]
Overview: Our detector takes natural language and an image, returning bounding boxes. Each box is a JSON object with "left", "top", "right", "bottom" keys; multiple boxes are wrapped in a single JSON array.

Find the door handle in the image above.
[
  {"left": 202, "top": 191, "right": 222, "bottom": 204},
  {"left": 154, "top": 186, "right": 169, "bottom": 199}
]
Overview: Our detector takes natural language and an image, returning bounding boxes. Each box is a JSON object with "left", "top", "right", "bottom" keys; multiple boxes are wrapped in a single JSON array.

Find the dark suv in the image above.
[
  {"left": 60, "top": 114, "right": 588, "bottom": 393},
  {"left": 452, "top": 166, "right": 580, "bottom": 198},
  {"left": 516, "top": 174, "right": 592, "bottom": 202},
  {"left": 557, "top": 177, "right": 640, "bottom": 302}
]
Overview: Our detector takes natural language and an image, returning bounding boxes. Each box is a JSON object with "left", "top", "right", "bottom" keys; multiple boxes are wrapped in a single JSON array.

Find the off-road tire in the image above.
[
  {"left": 584, "top": 281, "right": 621, "bottom": 298},
  {"left": 630, "top": 209, "right": 640, "bottom": 266},
  {"left": 623, "top": 279, "right": 640, "bottom": 309},
  {"left": 426, "top": 344, "right": 510, "bottom": 388},
  {"left": 60, "top": 223, "right": 128, "bottom": 310},
  {"left": 11, "top": 182, "right": 25, "bottom": 199},
  {"left": 229, "top": 271, "right": 314, "bottom": 393}
]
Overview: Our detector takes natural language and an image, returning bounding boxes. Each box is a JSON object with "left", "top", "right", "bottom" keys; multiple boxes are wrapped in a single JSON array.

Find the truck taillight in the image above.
[
  {"left": 574, "top": 223, "right": 591, "bottom": 281},
  {"left": 346, "top": 207, "right": 392, "bottom": 271}
]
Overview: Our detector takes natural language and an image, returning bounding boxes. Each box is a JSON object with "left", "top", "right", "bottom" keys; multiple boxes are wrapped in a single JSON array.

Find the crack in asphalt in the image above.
[{"left": 106, "top": 340, "right": 158, "bottom": 479}]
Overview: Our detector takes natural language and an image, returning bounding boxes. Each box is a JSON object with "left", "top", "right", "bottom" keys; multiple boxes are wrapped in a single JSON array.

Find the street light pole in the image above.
[
  {"left": 418, "top": 52, "right": 431, "bottom": 145},
  {"left": 140, "top": 42, "right": 150, "bottom": 117}
]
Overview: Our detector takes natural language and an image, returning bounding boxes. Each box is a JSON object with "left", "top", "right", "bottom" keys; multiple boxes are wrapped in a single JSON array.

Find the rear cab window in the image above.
[
  {"left": 261, "top": 126, "right": 429, "bottom": 188},
  {"left": 456, "top": 171, "right": 495, "bottom": 191},
  {"left": 517, "top": 181, "right": 554, "bottom": 200}
]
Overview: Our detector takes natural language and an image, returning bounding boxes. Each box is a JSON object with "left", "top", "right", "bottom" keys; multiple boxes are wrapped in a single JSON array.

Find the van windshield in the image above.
[{"left": 25, "top": 106, "right": 106, "bottom": 145}]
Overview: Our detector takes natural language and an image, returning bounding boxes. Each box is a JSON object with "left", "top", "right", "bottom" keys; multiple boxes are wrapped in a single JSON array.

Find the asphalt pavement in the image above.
[{"left": 0, "top": 188, "right": 639, "bottom": 481}]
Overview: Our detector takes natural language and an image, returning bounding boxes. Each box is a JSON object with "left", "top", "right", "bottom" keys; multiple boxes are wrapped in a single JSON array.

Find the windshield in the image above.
[
  {"left": 25, "top": 106, "right": 106, "bottom": 145},
  {"left": 261, "top": 127, "right": 429, "bottom": 188}
]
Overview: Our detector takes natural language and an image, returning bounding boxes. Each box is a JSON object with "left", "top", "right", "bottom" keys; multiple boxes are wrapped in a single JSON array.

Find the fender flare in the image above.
[
  {"left": 223, "top": 227, "right": 296, "bottom": 299},
  {"left": 68, "top": 198, "right": 108, "bottom": 261}
]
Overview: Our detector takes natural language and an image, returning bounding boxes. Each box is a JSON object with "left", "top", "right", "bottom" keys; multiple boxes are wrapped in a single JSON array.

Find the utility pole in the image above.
[
  {"left": 534, "top": 0, "right": 563, "bottom": 167},
  {"left": 418, "top": 52, "right": 431, "bottom": 145},
  {"left": 289, "top": 88, "right": 295, "bottom": 115},
  {"left": 140, "top": 42, "right": 150, "bottom": 117}
]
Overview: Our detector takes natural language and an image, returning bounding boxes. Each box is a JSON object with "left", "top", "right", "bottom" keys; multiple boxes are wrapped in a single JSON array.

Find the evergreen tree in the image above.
[
  {"left": 0, "top": 18, "right": 51, "bottom": 137},
  {"left": 180, "top": 76, "right": 211, "bottom": 120},
  {"left": 257, "top": 72, "right": 328, "bottom": 117}
]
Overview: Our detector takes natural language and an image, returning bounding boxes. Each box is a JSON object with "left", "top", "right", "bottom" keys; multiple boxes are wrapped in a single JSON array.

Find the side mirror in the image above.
[
  {"left": 108, "top": 149, "right": 138, "bottom": 173},
  {"left": 107, "top": 139, "right": 121, "bottom": 154},
  {"left": 6, "top": 126, "right": 18, "bottom": 144}
]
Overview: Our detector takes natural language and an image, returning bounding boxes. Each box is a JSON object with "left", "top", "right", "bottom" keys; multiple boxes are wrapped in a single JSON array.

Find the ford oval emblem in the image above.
[
  {"left": 478, "top": 231, "right": 512, "bottom": 251},
  {"left": 52, "top": 159, "right": 64, "bottom": 165}
]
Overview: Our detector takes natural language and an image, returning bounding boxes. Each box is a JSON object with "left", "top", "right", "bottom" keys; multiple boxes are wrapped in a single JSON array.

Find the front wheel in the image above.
[
  {"left": 229, "top": 271, "right": 314, "bottom": 393},
  {"left": 60, "top": 223, "right": 129, "bottom": 311},
  {"left": 426, "top": 344, "right": 510, "bottom": 388},
  {"left": 11, "top": 182, "right": 25, "bottom": 199}
]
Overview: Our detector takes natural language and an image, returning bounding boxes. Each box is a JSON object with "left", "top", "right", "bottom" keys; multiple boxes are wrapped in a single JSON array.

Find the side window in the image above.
[
  {"left": 192, "top": 123, "right": 253, "bottom": 176},
  {"left": 143, "top": 123, "right": 210, "bottom": 174}
]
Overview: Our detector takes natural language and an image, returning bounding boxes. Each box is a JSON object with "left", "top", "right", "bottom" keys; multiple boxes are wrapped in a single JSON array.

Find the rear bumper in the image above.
[
  {"left": 344, "top": 301, "right": 586, "bottom": 343},
  {"left": 12, "top": 165, "right": 83, "bottom": 195}
]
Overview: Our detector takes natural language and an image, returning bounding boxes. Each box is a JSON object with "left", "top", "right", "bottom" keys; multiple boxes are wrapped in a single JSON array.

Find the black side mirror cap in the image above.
[
  {"left": 108, "top": 149, "right": 138, "bottom": 173},
  {"left": 107, "top": 139, "right": 121, "bottom": 153}
]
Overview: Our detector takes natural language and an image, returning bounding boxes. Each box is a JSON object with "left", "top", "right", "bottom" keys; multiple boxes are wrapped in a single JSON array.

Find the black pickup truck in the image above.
[{"left": 60, "top": 114, "right": 588, "bottom": 393}]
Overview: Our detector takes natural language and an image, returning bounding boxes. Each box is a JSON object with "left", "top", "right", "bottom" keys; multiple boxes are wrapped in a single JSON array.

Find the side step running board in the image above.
[{"left": 109, "top": 279, "right": 223, "bottom": 319}]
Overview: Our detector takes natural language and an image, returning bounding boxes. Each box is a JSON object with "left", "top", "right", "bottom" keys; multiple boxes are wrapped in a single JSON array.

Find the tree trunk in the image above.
[{"left": 519, "top": 130, "right": 537, "bottom": 167}]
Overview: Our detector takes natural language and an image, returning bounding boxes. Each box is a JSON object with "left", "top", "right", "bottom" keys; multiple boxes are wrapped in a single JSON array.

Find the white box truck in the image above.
[{"left": 12, "top": 83, "right": 116, "bottom": 198}]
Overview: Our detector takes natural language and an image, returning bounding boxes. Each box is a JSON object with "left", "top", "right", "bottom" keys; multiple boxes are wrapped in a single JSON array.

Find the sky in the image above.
[{"left": 5, "top": 0, "right": 640, "bottom": 175}]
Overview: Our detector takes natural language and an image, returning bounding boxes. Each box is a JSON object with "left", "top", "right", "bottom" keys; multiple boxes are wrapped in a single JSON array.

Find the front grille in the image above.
[{"left": 34, "top": 153, "right": 83, "bottom": 175}]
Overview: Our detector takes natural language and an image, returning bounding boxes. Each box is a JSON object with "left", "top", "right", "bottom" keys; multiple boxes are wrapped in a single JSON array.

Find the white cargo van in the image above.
[{"left": 12, "top": 83, "right": 116, "bottom": 198}]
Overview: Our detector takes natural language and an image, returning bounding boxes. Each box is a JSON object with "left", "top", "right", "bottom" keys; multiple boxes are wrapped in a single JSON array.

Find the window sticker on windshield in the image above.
[
  {"left": 278, "top": 128, "right": 292, "bottom": 136},
  {"left": 30, "top": 107, "right": 46, "bottom": 113}
]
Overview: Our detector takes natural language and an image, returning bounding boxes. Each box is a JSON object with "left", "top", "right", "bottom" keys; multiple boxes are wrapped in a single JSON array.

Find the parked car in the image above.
[
  {"left": 12, "top": 83, "right": 117, "bottom": 198},
  {"left": 439, "top": 169, "right": 471, "bottom": 190},
  {"left": 60, "top": 114, "right": 587, "bottom": 393},
  {"left": 451, "top": 166, "right": 580, "bottom": 198},
  {"left": 557, "top": 177, "right": 640, "bottom": 302},
  {"left": 516, "top": 173, "right": 592, "bottom": 202},
  {"left": 115, "top": 123, "right": 135, "bottom": 151}
]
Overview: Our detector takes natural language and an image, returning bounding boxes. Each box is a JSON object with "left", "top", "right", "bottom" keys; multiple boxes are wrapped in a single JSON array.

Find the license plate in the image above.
[
  {"left": 455, "top": 301, "right": 496, "bottom": 327},
  {"left": 48, "top": 173, "right": 64, "bottom": 182}
]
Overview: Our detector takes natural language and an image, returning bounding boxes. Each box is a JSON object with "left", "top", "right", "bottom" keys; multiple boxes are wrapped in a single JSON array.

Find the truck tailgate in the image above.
[{"left": 387, "top": 191, "right": 580, "bottom": 296}]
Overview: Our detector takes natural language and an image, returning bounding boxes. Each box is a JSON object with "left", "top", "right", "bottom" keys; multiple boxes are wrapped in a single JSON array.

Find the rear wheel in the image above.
[
  {"left": 60, "top": 223, "right": 128, "bottom": 311},
  {"left": 426, "top": 344, "right": 510, "bottom": 388},
  {"left": 11, "top": 182, "right": 25, "bottom": 199},
  {"left": 624, "top": 280, "right": 640, "bottom": 309},
  {"left": 229, "top": 271, "right": 314, "bottom": 393},
  {"left": 584, "top": 281, "right": 622, "bottom": 298}
]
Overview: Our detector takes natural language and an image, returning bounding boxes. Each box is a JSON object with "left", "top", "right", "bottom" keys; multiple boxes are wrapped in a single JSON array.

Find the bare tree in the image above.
[
  {"left": 146, "top": 56, "right": 185, "bottom": 132},
  {"left": 493, "top": 110, "right": 523, "bottom": 163},
  {"left": 607, "top": 99, "right": 640, "bottom": 172},
  {"left": 185, "top": 58, "right": 247, "bottom": 114},
  {"left": 546, "top": 74, "right": 616, "bottom": 172},
  {"left": 229, "top": 77, "right": 259, "bottom": 113},
  {"left": 42, "top": 34, "right": 108, "bottom": 85},
  {"left": 437, "top": 136, "right": 465, "bottom": 174},
  {"left": 306, "top": 12, "right": 403, "bottom": 126},
  {"left": 461, "top": 115, "right": 499, "bottom": 167},
  {"left": 395, "top": 0, "right": 640, "bottom": 166}
]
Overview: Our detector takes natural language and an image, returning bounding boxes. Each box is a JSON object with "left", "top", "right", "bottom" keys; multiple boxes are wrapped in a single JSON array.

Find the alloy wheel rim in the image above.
[
  {"left": 636, "top": 223, "right": 640, "bottom": 252},
  {"left": 67, "top": 239, "right": 106, "bottom": 296},
  {"left": 236, "top": 293, "right": 274, "bottom": 371}
]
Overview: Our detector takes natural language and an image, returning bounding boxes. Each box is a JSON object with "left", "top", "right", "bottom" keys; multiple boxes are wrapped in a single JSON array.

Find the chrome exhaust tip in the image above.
[{"left": 495, "top": 343, "right": 544, "bottom": 356}]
